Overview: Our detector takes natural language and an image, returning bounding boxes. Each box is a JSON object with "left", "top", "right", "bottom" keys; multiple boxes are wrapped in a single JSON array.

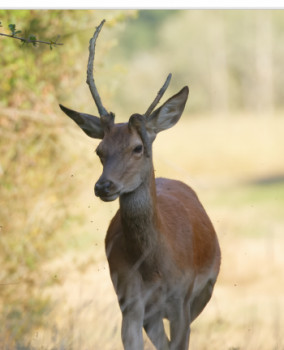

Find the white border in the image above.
[{"left": 1, "top": 1, "right": 284, "bottom": 9}]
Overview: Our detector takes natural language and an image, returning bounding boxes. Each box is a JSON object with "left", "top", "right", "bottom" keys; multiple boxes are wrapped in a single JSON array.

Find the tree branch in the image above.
[{"left": 0, "top": 31, "right": 63, "bottom": 48}]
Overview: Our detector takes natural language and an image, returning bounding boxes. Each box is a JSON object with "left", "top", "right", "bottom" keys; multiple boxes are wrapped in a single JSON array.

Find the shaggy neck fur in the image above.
[{"left": 119, "top": 164, "right": 161, "bottom": 276}]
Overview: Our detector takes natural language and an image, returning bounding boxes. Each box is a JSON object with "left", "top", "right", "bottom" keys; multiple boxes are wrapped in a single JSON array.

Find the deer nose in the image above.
[{"left": 94, "top": 180, "right": 113, "bottom": 197}]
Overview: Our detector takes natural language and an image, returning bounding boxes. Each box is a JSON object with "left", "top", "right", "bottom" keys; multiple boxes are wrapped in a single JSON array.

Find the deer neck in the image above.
[{"left": 119, "top": 165, "right": 160, "bottom": 262}]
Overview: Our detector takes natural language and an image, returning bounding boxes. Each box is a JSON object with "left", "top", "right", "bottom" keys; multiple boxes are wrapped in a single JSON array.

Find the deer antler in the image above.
[
  {"left": 86, "top": 19, "right": 110, "bottom": 119},
  {"left": 144, "top": 73, "right": 172, "bottom": 117}
]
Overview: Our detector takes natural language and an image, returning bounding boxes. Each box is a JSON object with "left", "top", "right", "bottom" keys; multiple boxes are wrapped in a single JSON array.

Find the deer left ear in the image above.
[{"left": 146, "top": 86, "right": 189, "bottom": 134}]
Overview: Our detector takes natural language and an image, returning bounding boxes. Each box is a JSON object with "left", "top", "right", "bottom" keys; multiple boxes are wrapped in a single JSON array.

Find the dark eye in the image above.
[
  {"left": 95, "top": 148, "right": 104, "bottom": 163},
  {"left": 133, "top": 145, "right": 143, "bottom": 154}
]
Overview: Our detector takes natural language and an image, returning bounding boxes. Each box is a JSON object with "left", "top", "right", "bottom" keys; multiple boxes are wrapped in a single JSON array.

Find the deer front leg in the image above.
[
  {"left": 117, "top": 275, "right": 145, "bottom": 350},
  {"left": 121, "top": 299, "right": 144, "bottom": 350},
  {"left": 169, "top": 321, "right": 190, "bottom": 350},
  {"left": 168, "top": 298, "right": 191, "bottom": 350},
  {"left": 143, "top": 314, "right": 170, "bottom": 350},
  {"left": 109, "top": 261, "right": 145, "bottom": 349}
]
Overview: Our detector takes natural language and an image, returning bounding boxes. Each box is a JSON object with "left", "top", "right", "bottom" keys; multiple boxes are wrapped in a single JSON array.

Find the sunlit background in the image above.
[{"left": 0, "top": 9, "right": 283, "bottom": 349}]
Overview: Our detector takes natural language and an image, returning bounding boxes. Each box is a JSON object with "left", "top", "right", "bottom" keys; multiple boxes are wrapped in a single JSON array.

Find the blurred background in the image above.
[{"left": 0, "top": 9, "right": 283, "bottom": 349}]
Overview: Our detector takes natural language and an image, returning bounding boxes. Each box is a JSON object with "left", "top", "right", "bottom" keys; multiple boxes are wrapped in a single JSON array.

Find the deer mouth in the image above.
[{"left": 98, "top": 191, "right": 120, "bottom": 202}]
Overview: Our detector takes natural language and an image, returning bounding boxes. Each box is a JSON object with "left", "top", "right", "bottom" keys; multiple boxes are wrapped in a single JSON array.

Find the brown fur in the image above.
[{"left": 105, "top": 170, "right": 221, "bottom": 350}]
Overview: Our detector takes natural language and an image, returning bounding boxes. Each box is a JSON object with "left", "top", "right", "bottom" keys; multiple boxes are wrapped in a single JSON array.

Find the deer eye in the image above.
[
  {"left": 95, "top": 148, "right": 104, "bottom": 162},
  {"left": 95, "top": 148, "right": 101, "bottom": 157},
  {"left": 133, "top": 145, "right": 143, "bottom": 154}
]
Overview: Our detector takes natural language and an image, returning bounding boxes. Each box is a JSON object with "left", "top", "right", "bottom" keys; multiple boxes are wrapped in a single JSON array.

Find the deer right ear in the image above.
[{"left": 59, "top": 104, "right": 104, "bottom": 139}]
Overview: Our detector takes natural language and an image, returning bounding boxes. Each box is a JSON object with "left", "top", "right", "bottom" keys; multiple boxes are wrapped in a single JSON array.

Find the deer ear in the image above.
[
  {"left": 146, "top": 86, "right": 189, "bottom": 134},
  {"left": 59, "top": 104, "right": 104, "bottom": 139}
]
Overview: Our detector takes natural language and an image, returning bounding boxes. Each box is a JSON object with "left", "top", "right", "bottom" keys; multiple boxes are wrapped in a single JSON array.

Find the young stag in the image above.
[{"left": 60, "top": 20, "right": 221, "bottom": 350}]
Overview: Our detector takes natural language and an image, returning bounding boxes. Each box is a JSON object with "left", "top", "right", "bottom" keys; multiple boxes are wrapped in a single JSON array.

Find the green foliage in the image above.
[
  {"left": 0, "top": 10, "right": 75, "bottom": 109},
  {"left": 1, "top": 21, "right": 63, "bottom": 49},
  {"left": 115, "top": 10, "right": 179, "bottom": 57},
  {"left": 110, "top": 10, "right": 284, "bottom": 115},
  {"left": 0, "top": 9, "right": 136, "bottom": 347},
  {"left": 0, "top": 107, "right": 76, "bottom": 346},
  {"left": 0, "top": 9, "right": 136, "bottom": 111},
  {"left": 27, "top": 34, "right": 36, "bottom": 46},
  {"left": 8, "top": 23, "right": 22, "bottom": 36}
]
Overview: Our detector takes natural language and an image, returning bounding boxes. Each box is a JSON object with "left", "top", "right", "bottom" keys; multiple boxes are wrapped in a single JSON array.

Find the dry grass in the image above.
[{"left": 2, "top": 114, "right": 284, "bottom": 349}]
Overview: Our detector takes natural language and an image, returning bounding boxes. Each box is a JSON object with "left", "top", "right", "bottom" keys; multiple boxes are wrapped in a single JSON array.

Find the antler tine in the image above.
[
  {"left": 144, "top": 73, "right": 172, "bottom": 117},
  {"left": 86, "top": 19, "right": 109, "bottom": 117}
]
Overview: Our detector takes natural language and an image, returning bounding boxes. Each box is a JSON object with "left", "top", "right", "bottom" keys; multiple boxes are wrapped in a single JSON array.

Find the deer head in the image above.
[{"left": 60, "top": 20, "right": 189, "bottom": 202}]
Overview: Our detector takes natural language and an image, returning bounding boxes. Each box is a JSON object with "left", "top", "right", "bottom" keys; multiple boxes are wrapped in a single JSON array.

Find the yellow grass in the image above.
[{"left": 7, "top": 114, "right": 284, "bottom": 349}]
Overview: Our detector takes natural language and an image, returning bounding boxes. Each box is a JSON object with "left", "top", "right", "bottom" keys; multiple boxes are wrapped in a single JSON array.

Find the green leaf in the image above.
[
  {"left": 8, "top": 23, "right": 16, "bottom": 35},
  {"left": 29, "top": 35, "right": 37, "bottom": 46}
]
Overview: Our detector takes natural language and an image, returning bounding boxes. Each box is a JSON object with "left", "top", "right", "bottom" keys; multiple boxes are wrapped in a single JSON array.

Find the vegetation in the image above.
[
  {"left": 0, "top": 9, "right": 136, "bottom": 347},
  {"left": 0, "top": 21, "right": 63, "bottom": 49},
  {"left": 113, "top": 10, "right": 284, "bottom": 115},
  {"left": 0, "top": 9, "right": 283, "bottom": 349}
]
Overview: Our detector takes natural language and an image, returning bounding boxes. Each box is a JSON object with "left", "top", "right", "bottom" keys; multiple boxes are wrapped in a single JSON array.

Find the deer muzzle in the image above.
[{"left": 94, "top": 178, "right": 120, "bottom": 202}]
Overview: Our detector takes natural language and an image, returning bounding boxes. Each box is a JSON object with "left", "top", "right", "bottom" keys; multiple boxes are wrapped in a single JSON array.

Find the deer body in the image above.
[
  {"left": 60, "top": 20, "right": 221, "bottom": 350},
  {"left": 106, "top": 174, "right": 220, "bottom": 349}
]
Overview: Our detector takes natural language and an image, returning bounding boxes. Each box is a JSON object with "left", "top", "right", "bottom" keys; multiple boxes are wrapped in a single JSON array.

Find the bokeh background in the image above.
[{"left": 0, "top": 9, "right": 283, "bottom": 349}]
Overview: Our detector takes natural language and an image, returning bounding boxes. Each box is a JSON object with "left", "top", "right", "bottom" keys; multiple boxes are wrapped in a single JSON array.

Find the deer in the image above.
[{"left": 59, "top": 20, "right": 221, "bottom": 350}]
